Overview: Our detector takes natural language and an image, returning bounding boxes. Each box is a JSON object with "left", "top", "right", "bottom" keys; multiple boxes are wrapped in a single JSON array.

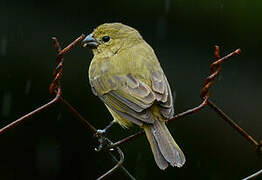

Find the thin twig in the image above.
[
  {"left": 109, "top": 152, "right": 136, "bottom": 180},
  {"left": 207, "top": 100, "right": 259, "bottom": 147},
  {"left": 49, "top": 34, "right": 85, "bottom": 94},
  {"left": 58, "top": 34, "right": 85, "bottom": 57},
  {"left": 0, "top": 89, "right": 61, "bottom": 135},
  {"left": 97, "top": 146, "right": 124, "bottom": 180},
  {"left": 1, "top": 34, "right": 260, "bottom": 180},
  {"left": 51, "top": 35, "right": 128, "bottom": 180},
  {"left": 50, "top": 35, "right": 126, "bottom": 179},
  {"left": 0, "top": 34, "right": 128, "bottom": 180},
  {"left": 167, "top": 97, "right": 209, "bottom": 123},
  {"left": 59, "top": 97, "right": 97, "bottom": 134},
  {"left": 111, "top": 130, "right": 144, "bottom": 147},
  {"left": 201, "top": 46, "right": 261, "bottom": 150},
  {"left": 0, "top": 35, "right": 85, "bottom": 136},
  {"left": 242, "top": 169, "right": 262, "bottom": 180}
]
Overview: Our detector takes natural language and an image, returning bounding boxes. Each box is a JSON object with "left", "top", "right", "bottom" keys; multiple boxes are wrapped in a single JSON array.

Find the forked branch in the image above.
[{"left": 0, "top": 35, "right": 261, "bottom": 180}]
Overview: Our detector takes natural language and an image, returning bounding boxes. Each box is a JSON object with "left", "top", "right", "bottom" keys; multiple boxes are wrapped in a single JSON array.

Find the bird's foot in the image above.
[
  {"left": 94, "top": 134, "right": 113, "bottom": 152},
  {"left": 96, "top": 121, "right": 115, "bottom": 137},
  {"left": 94, "top": 121, "right": 115, "bottom": 152},
  {"left": 96, "top": 129, "right": 106, "bottom": 136}
]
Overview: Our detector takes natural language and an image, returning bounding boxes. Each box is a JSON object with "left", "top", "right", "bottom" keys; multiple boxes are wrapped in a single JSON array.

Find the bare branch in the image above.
[
  {"left": 1, "top": 34, "right": 260, "bottom": 180},
  {"left": 0, "top": 89, "right": 61, "bottom": 135},
  {"left": 97, "top": 144, "right": 125, "bottom": 180},
  {"left": 0, "top": 35, "right": 85, "bottom": 135},
  {"left": 59, "top": 97, "right": 97, "bottom": 134},
  {"left": 242, "top": 168, "right": 262, "bottom": 180}
]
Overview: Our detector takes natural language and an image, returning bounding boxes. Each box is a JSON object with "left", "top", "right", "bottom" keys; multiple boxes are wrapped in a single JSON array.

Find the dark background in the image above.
[{"left": 0, "top": 0, "right": 262, "bottom": 179}]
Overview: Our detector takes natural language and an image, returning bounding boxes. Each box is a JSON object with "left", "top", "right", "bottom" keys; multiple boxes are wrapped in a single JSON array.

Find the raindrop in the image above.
[
  {"left": 24, "top": 79, "right": 32, "bottom": 95},
  {"left": 1, "top": 35, "right": 7, "bottom": 56},
  {"left": 57, "top": 112, "right": 62, "bottom": 121},
  {"left": 1, "top": 92, "right": 12, "bottom": 117},
  {"left": 172, "top": 90, "right": 176, "bottom": 103},
  {"left": 165, "top": 0, "right": 170, "bottom": 13},
  {"left": 219, "top": 0, "right": 225, "bottom": 10},
  {"left": 36, "top": 140, "right": 61, "bottom": 176},
  {"left": 156, "top": 16, "right": 168, "bottom": 40}
]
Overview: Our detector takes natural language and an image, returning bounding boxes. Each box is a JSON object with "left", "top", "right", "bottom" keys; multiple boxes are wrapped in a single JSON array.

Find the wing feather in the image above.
[
  {"left": 150, "top": 72, "right": 174, "bottom": 119},
  {"left": 90, "top": 71, "right": 174, "bottom": 126}
]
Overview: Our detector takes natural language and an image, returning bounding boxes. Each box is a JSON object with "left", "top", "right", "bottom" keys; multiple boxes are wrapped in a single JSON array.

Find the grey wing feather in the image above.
[
  {"left": 104, "top": 92, "right": 155, "bottom": 124},
  {"left": 91, "top": 74, "right": 156, "bottom": 126},
  {"left": 90, "top": 71, "right": 174, "bottom": 125},
  {"left": 151, "top": 71, "right": 174, "bottom": 119}
]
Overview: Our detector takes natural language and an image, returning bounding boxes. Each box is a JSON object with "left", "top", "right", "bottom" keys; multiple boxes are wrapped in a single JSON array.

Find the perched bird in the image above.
[{"left": 82, "top": 23, "right": 185, "bottom": 170}]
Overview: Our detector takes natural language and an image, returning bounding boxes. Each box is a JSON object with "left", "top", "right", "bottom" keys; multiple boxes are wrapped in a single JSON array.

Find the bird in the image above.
[{"left": 82, "top": 23, "right": 185, "bottom": 170}]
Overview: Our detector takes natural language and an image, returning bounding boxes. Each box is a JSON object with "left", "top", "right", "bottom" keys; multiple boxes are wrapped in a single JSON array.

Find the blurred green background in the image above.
[{"left": 0, "top": 0, "right": 262, "bottom": 179}]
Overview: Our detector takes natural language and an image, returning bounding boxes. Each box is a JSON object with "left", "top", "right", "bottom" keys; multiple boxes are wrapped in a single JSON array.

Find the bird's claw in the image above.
[
  {"left": 95, "top": 140, "right": 104, "bottom": 152},
  {"left": 94, "top": 130, "right": 106, "bottom": 151},
  {"left": 96, "top": 129, "right": 106, "bottom": 136},
  {"left": 94, "top": 122, "right": 115, "bottom": 152},
  {"left": 94, "top": 131, "right": 113, "bottom": 152}
]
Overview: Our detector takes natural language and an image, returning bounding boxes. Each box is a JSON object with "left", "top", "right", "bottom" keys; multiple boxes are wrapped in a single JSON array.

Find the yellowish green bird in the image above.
[{"left": 82, "top": 23, "right": 185, "bottom": 170}]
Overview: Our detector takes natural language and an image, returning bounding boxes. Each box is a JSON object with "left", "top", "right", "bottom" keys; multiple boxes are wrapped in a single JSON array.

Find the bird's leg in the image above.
[
  {"left": 95, "top": 121, "right": 116, "bottom": 152},
  {"left": 96, "top": 120, "right": 115, "bottom": 135}
]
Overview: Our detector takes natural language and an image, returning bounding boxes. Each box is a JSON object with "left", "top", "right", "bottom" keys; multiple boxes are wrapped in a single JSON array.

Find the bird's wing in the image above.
[
  {"left": 90, "top": 72, "right": 174, "bottom": 126},
  {"left": 150, "top": 71, "right": 174, "bottom": 119}
]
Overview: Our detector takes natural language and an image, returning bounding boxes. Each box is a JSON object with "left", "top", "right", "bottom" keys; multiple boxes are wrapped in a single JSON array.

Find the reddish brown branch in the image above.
[
  {"left": 199, "top": 46, "right": 260, "bottom": 150},
  {"left": 169, "top": 46, "right": 241, "bottom": 122},
  {"left": 49, "top": 35, "right": 85, "bottom": 94},
  {"left": 1, "top": 34, "right": 260, "bottom": 179},
  {"left": 49, "top": 35, "right": 125, "bottom": 179},
  {"left": 111, "top": 130, "right": 144, "bottom": 148},
  {"left": 49, "top": 35, "right": 98, "bottom": 135},
  {"left": 50, "top": 35, "right": 98, "bottom": 135},
  {"left": 59, "top": 97, "right": 97, "bottom": 134},
  {"left": 0, "top": 34, "right": 125, "bottom": 180},
  {"left": 167, "top": 97, "right": 209, "bottom": 123},
  {"left": 201, "top": 47, "right": 241, "bottom": 98},
  {"left": 0, "top": 35, "right": 85, "bottom": 136},
  {"left": 0, "top": 89, "right": 61, "bottom": 135},
  {"left": 207, "top": 100, "right": 260, "bottom": 149}
]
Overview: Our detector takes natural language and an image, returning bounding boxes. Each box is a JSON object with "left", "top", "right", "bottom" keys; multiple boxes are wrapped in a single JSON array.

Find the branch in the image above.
[
  {"left": 0, "top": 89, "right": 60, "bottom": 135},
  {"left": 49, "top": 36, "right": 127, "bottom": 179},
  {"left": 0, "top": 34, "right": 128, "bottom": 180},
  {"left": 1, "top": 35, "right": 261, "bottom": 180},
  {"left": 242, "top": 169, "right": 262, "bottom": 180},
  {"left": 0, "top": 35, "right": 85, "bottom": 136}
]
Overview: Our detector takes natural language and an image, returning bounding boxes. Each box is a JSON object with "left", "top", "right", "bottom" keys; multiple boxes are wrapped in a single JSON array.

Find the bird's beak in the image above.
[{"left": 82, "top": 33, "right": 99, "bottom": 49}]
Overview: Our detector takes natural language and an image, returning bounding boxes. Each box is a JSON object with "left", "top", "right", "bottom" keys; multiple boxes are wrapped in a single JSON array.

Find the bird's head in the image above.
[{"left": 82, "top": 23, "right": 143, "bottom": 57}]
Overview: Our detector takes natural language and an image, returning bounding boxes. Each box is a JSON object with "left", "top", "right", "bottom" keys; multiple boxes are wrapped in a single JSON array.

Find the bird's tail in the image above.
[{"left": 143, "top": 118, "right": 185, "bottom": 170}]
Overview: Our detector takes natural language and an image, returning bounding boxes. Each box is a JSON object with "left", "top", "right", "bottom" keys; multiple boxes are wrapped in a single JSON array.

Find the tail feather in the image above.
[
  {"left": 144, "top": 118, "right": 185, "bottom": 169},
  {"left": 144, "top": 126, "right": 169, "bottom": 170}
]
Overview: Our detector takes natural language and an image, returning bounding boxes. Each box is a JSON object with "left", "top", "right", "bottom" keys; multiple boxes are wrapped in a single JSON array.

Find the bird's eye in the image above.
[{"left": 102, "top": 36, "right": 110, "bottom": 42}]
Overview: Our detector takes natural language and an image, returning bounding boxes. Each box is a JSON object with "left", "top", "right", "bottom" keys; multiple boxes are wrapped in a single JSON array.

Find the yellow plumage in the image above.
[{"left": 82, "top": 23, "right": 185, "bottom": 169}]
